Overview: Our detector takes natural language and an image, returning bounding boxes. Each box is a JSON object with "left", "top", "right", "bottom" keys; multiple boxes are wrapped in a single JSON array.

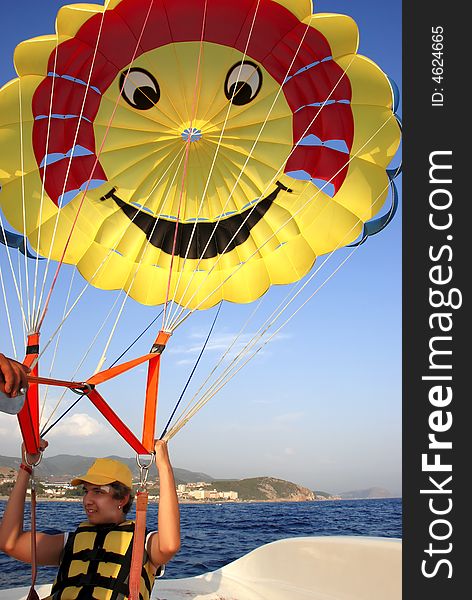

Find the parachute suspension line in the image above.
[
  {"left": 164, "top": 296, "right": 264, "bottom": 437},
  {"left": 40, "top": 392, "right": 86, "bottom": 439},
  {"left": 160, "top": 301, "right": 222, "bottom": 440},
  {"left": 39, "top": 287, "right": 123, "bottom": 434},
  {"left": 165, "top": 246, "right": 361, "bottom": 441},
  {"left": 93, "top": 239, "right": 166, "bottom": 378},
  {"left": 93, "top": 290, "right": 137, "bottom": 376},
  {"left": 165, "top": 171, "right": 392, "bottom": 439},
  {"left": 161, "top": 138, "right": 192, "bottom": 329},
  {"left": 165, "top": 0, "right": 262, "bottom": 327},
  {"left": 0, "top": 214, "right": 29, "bottom": 334},
  {"left": 32, "top": 7, "right": 108, "bottom": 334},
  {"left": 18, "top": 77, "right": 33, "bottom": 330},
  {"left": 170, "top": 104, "right": 393, "bottom": 330},
  {"left": 166, "top": 167, "right": 395, "bottom": 438},
  {"left": 0, "top": 256, "right": 18, "bottom": 357},
  {"left": 162, "top": 0, "right": 208, "bottom": 330},
  {"left": 167, "top": 18, "right": 336, "bottom": 329},
  {"left": 16, "top": 248, "right": 26, "bottom": 347},
  {"left": 29, "top": 139, "right": 186, "bottom": 372},
  {"left": 31, "top": 30, "right": 60, "bottom": 324},
  {"left": 107, "top": 310, "right": 164, "bottom": 370},
  {"left": 166, "top": 4, "right": 308, "bottom": 329},
  {"left": 26, "top": 137, "right": 184, "bottom": 375},
  {"left": 38, "top": 267, "right": 77, "bottom": 426},
  {"left": 34, "top": 0, "right": 155, "bottom": 334}
]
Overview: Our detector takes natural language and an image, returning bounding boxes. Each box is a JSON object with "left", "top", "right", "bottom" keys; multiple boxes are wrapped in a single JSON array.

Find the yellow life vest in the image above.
[{"left": 49, "top": 520, "right": 156, "bottom": 600}]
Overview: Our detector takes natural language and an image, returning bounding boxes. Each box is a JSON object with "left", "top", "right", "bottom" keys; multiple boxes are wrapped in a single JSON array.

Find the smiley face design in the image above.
[{"left": 0, "top": 0, "right": 400, "bottom": 308}]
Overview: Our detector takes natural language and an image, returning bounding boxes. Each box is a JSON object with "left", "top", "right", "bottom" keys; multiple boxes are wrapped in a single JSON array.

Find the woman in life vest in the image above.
[{"left": 0, "top": 438, "right": 180, "bottom": 599}]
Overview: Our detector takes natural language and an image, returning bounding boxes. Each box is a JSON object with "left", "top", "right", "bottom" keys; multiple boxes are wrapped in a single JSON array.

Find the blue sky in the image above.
[{"left": 0, "top": 1, "right": 402, "bottom": 495}]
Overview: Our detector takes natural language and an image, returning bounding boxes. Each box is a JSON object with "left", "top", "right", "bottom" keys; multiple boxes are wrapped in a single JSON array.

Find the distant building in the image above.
[{"left": 177, "top": 483, "right": 238, "bottom": 501}]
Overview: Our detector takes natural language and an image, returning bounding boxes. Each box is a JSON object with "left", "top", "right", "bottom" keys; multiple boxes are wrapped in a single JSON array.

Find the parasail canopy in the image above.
[{"left": 0, "top": 0, "right": 401, "bottom": 312}]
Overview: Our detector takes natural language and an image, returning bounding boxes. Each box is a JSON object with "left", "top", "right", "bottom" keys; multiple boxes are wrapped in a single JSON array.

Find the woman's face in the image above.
[{"left": 81, "top": 483, "right": 127, "bottom": 525}]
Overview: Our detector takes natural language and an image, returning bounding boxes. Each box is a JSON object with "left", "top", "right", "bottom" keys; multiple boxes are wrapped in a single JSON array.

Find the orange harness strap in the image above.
[
  {"left": 142, "top": 331, "right": 171, "bottom": 451},
  {"left": 24, "top": 330, "right": 171, "bottom": 455},
  {"left": 87, "top": 389, "right": 148, "bottom": 455},
  {"left": 18, "top": 333, "right": 40, "bottom": 455},
  {"left": 129, "top": 490, "right": 149, "bottom": 600},
  {"left": 26, "top": 477, "right": 40, "bottom": 600},
  {"left": 86, "top": 352, "right": 158, "bottom": 386}
]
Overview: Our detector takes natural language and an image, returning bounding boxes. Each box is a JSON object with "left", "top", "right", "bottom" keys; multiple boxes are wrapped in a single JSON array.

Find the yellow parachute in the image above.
[{"left": 0, "top": 0, "right": 400, "bottom": 310}]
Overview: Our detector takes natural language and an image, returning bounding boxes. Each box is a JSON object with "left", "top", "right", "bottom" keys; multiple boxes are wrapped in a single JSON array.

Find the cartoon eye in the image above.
[
  {"left": 224, "top": 61, "right": 262, "bottom": 105},
  {"left": 119, "top": 68, "right": 160, "bottom": 110}
]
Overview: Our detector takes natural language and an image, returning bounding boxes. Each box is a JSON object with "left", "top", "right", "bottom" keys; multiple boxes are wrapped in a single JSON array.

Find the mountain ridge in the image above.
[{"left": 0, "top": 454, "right": 395, "bottom": 499}]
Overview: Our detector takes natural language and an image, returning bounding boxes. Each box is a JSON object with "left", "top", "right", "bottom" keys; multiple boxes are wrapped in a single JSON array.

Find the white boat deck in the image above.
[{"left": 3, "top": 535, "right": 402, "bottom": 599}]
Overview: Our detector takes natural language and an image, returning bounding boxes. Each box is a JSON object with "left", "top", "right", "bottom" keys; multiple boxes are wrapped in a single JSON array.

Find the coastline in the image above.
[{"left": 1, "top": 495, "right": 400, "bottom": 504}]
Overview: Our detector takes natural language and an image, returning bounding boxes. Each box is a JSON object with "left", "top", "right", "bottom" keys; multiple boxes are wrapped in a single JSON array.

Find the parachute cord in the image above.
[
  {"left": 34, "top": 0, "right": 155, "bottom": 334},
  {"left": 39, "top": 288, "right": 123, "bottom": 433},
  {"left": 39, "top": 268, "right": 77, "bottom": 425},
  {"left": 0, "top": 257, "right": 18, "bottom": 357},
  {"left": 31, "top": 28, "right": 60, "bottom": 324},
  {"left": 165, "top": 0, "right": 262, "bottom": 327},
  {"left": 31, "top": 6, "right": 109, "bottom": 333},
  {"left": 161, "top": 138, "right": 192, "bottom": 328},
  {"left": 40, "top": 392, "right": 86, "bottom": 438},
  {"left": 107, "top": 310, "right": 164, "bottom": 370},
  {"left": 26, "top": 139, "right": 182, "bottom": 372},
  {"left": 165, "top": 168, "right": 394, "bottom": 437},
  {"left": 163, "top": 297, "right": 263, "bottom": 437},
  {"left": 39, "top": 307, "right": 163, "bottom": 434},
  {"left": 166, "top": 14, "right": 328, "bottom": 328},
  {"left": 162, "top": 0, "right": 208, "bottom": 329},
  {"left": 18, "top": 77, "right": 32, "bottom": 330},
  {"left": 26, "top": 142, "right": 186, "bottom": 374},
  {"left": 0, "top": 214, "right": 29, "bottom": 335},
  {"left": 160, "top": 301, "right": 222, "bottom": 440},
  {"left": 169, "top": 106, "right": 394, "bottom": 331},
  {"left": 165, "top": 247, "right": 360, "bottom": 440}
]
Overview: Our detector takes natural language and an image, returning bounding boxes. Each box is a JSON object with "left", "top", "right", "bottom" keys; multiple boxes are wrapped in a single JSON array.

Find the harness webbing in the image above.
[
  {"left": 26, "top": 480, "right": 40, "bottom": 600},
  {"left": 26, "top": 329, "right": 172, "bottom": 455},
  {"left": 129, "top": 491, "right": 149, "bottom": 600},
  {"left": 18, "top": 333, "right": 40, "bottom": 455}
]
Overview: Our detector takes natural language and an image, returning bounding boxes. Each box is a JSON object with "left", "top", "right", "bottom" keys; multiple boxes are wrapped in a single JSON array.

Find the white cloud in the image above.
[
  {"left": 169, "top": 330, "right": 290, "bottom": 359},
  {"left": 0, "top": 412, "right": 21, "bottom": 439},
  {"left": 47, "top": 413, "right": 110, "bottom": 438},
  {"left": 272, "top": 411, "right": 304, "bottom": 424}
]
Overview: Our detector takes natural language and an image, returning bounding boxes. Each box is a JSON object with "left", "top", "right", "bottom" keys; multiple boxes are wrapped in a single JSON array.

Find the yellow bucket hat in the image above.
[{"left": 71, "top": 458, "right": 133, "bottom": 489}]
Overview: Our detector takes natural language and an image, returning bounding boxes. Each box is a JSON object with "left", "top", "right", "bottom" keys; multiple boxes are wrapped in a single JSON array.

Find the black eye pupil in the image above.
[
  {"left": 228, "top": 82, "right": 253, "bottom": 106},
  {"left": 133, "top": 86, "right": 160, "bottom": 109},
  {"left": 120, "top": 68, "right": 160, "bottom": 110},
  {"left": 224, "top": 61, "right": 262, "bottom": 106}
]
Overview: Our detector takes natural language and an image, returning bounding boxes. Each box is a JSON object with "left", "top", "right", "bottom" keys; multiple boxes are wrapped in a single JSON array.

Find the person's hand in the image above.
[
  {"left": 0, "top": 353, "right": 30, "bottom": 398},
  {"left": 154, "top": 439, "right": 171, "bottom": 470},
  {"left": 22, "top": 438, "right": 48, "bottom": 467}
]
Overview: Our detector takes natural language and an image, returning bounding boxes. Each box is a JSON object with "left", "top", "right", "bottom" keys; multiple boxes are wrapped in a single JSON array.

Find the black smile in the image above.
[{"left": 100, "top": 181, "right": 292, "bottom": 260}]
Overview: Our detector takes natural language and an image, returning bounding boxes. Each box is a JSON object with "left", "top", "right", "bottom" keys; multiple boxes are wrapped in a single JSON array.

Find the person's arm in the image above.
[
  {"left": 0, "top": 353, "right": 29, "bottom": 398},
  {"left": 0, "top": 441, "right": 64, "bottom": 566},
  {"left": 147, "top": 440, "right": 180, "bottom": 568}
]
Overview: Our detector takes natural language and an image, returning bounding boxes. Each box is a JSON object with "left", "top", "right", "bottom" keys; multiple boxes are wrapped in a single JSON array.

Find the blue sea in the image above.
[{"left": 0, "top": 498, "right": 401, "bottom": 589}]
